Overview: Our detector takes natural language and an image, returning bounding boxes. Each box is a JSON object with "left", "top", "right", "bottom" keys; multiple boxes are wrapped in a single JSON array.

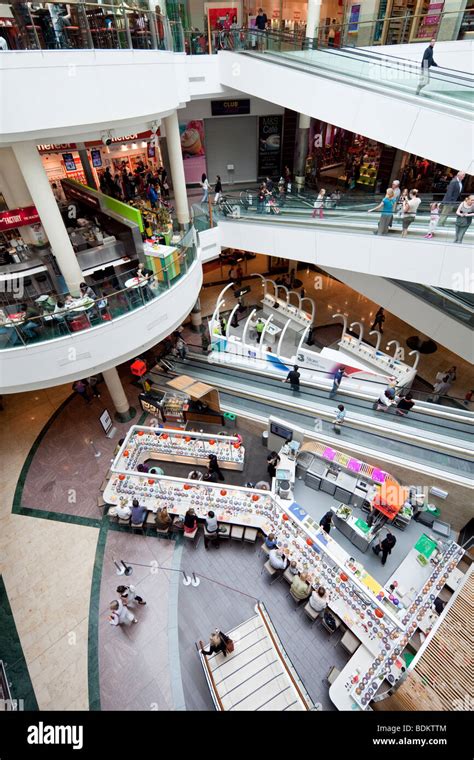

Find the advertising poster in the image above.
[
  {"left": 418, "top": 1, "right": 445, "bottom": 38},
  {"left": 348, "top": 4, "right": 361, "bottom": 33},
  {"left": 179, "top": 119, "right": 206, "bottom": 185},
  {"left": 62, "top": 153, "right": 77, "bottom": 172},
  {"left": 91, "top": 149, "right": 102, "bottom": 168},
  {"left": 258, "top": 115, "right": 282, "bottom": 178}
]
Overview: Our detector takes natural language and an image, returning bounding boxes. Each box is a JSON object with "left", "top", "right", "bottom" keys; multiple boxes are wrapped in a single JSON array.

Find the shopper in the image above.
[
  {"left": 371, "top": 307, "right": 385, "bottom": 333},
  {"left": 155, "top": 506, "right": 172, "bottom": 529},
  {"left": 117, "top": 584, "right": 146, "bottom": 606},
  {"left": 401, "top": 189, "right": 421, "bottom": 237},
  {"left": 309, "top": 586, "right": 329, "bottom": 614},
  {"left": 208, "top": 453, "right": 225, "bottom": 481},
  {"left": 428, "top": 375, "right": 451, "bottom": 403},
  {"left": 330, "top": 365, "right": 346, "bottom": 396},
  {"left": 396, "top": 188, "right": 409, "bottom": 218},
  {"left": 184, "top": 507, "right": 198, "bottom": 533},
  {"left": 312, "top": 188, "right": 326, "bottom": 219},
  {"left": 267, "top": 450, "right": 281, "bottom": 480},
  {"left": 391, "top": 180, "right": 401, "bottom": 204},
  {"left": 255, "top": 8, "right": 268, "bottom": 50},
  {"left": 396, "top": 392, "right": 415, "bottom": 417},
  {"left": 368, "top": 188, "right": 396, "bottom": 235},
  {"left": 72, "top": 379, "right": 91, "bottom": 404},
  {"left": 319, "top": 510, "right": 333, "bottom": 534},
  {"left": 372, "top": 531, "right": 397, "bottom": 566},
  {"left": 454, "top": 195, "right": 474, "bottom": 243},
  {"left": 284, "top": 365, "right": 301, "bottom": 394},
  {"left": 376, "top": 388, "right": 396, "bottom": 412},
  {"left": 416, "top": 37, "right": 438, "bottom": 95},
  {"left": 205, "top": 510, "right": 218, "bottom": 534},
  {"left": 200, "top": 629, "right": 232, "bottom": 657},
  {"left": 176, "top": 336, "right": 187, "bottom": 360},
  {"left": 87, "top": 375, "right": 101, "bottom": 399},
  {"left": 442, "top": 366, "right": 457, "bottom": 384},
  {"left": 290, "top": 572, "right": 311, "bottom": 600},
  {"left": 255, "top": 318, "right": 265, "bottom": 342},
  {"left": 80, "top": 282, "right": 96, "bottom": 301},
  {"left": 439, "top": 172, "right": 465, "bottom": 226},
  {"left": 424, "top": 202, "right": 440, "bottom": 239},
  {"left": 264, "top": 532, "right": 278, "bottom": 550},
  {"left": 268, "top": 548, "right": 288, "bottom": 571},
  {"left": 131, "top": 498, "right": 147, "bottom": 526},
  {"left": 115, "top": 502, "right": 131, "bottom": 520},
  {"left": 108, "top": 599, "right": 138, "bottom": 626},
  {"left": 327, "top": 20, "right": 336, "bottom": 47},
  {"left": 200, "top": 173, "right": 209, "bottom": 204},
  {"left": 333, "top": 404, "right": 346, "bottom": 434},
  {"left": 214, "top": 175, "right": 222, "bottom": 204}
]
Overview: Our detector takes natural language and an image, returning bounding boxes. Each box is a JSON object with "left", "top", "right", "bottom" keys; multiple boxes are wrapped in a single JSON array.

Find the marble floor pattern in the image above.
[
  {"left": 21, "top": 378, "right": 143, "bottom": 519},
  {"left": 98, "top": 531, "right": 177, "bottom": 711},
  {"left": 0, "top": 385, "right": 99, "bottom": 710}
]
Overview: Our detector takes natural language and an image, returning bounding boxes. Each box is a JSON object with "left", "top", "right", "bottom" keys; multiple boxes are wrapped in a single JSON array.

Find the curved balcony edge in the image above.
[{"left": 0, "top": 258, "right": 202, "bottom": 394}]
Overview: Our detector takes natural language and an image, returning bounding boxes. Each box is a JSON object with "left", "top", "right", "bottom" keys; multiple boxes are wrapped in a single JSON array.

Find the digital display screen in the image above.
[
  {"left": 91, "top": 149, "right": 102, "bottom": 168},
  {"left": 62, "top": 153, "right": 76, "bottom": 172},
  {"left": 270, "top": 422, "right": 293, "bottom": 440}
]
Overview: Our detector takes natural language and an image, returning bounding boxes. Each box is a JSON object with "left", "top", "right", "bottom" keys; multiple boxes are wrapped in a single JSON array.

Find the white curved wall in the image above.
[
  {"left": 0, "top": 50, "right": 191, "bottom": 142},
  {"left": 215, "top": 218, "right": 474, "bottom": 291},
  {"left": 0, "top": 259, "right": 202, "bottom": 393},
  {"left": 364, "top": 40, "right": 474, "bottom": 75}
]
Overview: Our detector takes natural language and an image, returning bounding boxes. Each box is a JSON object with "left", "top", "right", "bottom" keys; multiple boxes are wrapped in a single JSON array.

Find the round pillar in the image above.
[
  {"left": 77, "top": 143, "right": 97, "bottom": 189},
  {"left": 190, "top": 298, "right": 202, "bottom": 332},
  {"left": 0, "top": 148, "right": 39, "bottom": 247},
  {"left": 102, "top": 367, "right": 136, "bottom": 422},
  {"left": 163, "top": 111, "right": 190, "bottom": 227},
  {"left": 294, "top": 114, "right": 311, "bottom": 191},
  {"left": 12, "top": 141, "right": 84, "bottom": 296}
]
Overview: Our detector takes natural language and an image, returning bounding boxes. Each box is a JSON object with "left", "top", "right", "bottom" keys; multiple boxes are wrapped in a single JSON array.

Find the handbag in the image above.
[{"left": 225, "top": 638, "right": 234, "bottom": 653}]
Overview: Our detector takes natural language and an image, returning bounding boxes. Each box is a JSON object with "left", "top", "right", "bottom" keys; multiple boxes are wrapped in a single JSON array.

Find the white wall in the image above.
[
  {"left": 363, "top": 40, "right": 474, "bottom": 74},
  {"left": 0, "top": 50, "right": 191, "bottom": 144},
  {"left": 324, "top": 267, "right": 474, "bottom": 363},
  {"left": 215, "top": 217, "right": 474, "bottom": 291},
  {"left": 0, "top": 260, "right": 202, "bottom": 393},
  {"left": 217, "top": 51, "right": 473, "bottom": 173}
]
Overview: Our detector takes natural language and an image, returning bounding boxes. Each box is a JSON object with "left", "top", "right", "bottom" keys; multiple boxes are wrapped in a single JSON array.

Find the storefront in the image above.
[{"left": 0, "top": 206, "right": 47, "bottom": 267}]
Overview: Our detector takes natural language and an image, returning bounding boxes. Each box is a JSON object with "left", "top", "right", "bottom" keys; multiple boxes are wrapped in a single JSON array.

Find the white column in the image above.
[
  {"left": 163, "top": 111, "right": 190, "bottom": 227},
  {"left": 0, "top": 147, "right": 38, "bottom": 246},
  {"left": 12, "top": 141, "right": 84, "bottom": 296},
  {"left": 306, "top": 0, "right": 322, "bottom": 41},
  {"left": 102, "top": 367, "right": 137, "bottom": 422}
]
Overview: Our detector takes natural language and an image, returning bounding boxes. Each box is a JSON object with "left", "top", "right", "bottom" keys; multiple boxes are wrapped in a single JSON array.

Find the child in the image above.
[
  {"left": 424, "top": 202, "right": 440, "bottom": 239},
  {"left": 333, "top": 404, "right": 346, "bottom": 433},
  {"left": 289, "top": 560, "right": 299, "bottom": 575}
]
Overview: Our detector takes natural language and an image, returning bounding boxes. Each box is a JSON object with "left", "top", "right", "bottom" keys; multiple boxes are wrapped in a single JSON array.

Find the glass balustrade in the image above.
[
  {"left": 0, "top": 231, "right": 197, "bottom": 350},
  {"left": 192, "top": 189, "right": 472, "bottom": 246}
]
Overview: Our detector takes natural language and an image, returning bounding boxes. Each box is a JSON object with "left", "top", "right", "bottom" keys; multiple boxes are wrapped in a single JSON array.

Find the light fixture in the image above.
[
  {"left": 141, "top": 141, "right": 147, "bottom": 149},
  {"left": 131, "top": 143, "right": 137, "bottom": 150},
  {"left": 121, "top": 145, "right": 127, "bottom": 151}
]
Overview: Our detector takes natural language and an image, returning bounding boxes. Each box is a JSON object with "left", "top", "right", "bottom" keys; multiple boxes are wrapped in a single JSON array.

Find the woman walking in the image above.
[
  {"left": 454, "top": 195, "right": 474, "bottom": 244},
  {"left": 401, "top": 189, "right": 421, "bottom": 237},
  {"left": 200, "top": 173, "right": 209, "bottom": 204},
  {"left": 312, "top": 188, "right": 326, "bottom": 219},
  {"left": 368, "top": 188, "right": 396, "bottom": 235}
]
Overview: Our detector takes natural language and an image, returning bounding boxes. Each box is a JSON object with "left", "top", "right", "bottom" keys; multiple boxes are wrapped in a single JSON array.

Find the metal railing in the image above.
[
  {"left": 1, "top": 1, "right": 183, "bottom": 52},
  {"left": 2, "top": 6, "right": 472, "bottom": 54},
  {"left": 0, "top": 229, "right": 197, "bottom": 349}
]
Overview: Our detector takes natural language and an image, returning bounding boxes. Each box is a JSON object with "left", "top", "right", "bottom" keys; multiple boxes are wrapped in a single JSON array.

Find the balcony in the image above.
[{"left": 0, "top": 231, "right": 202, "bottom": 393}]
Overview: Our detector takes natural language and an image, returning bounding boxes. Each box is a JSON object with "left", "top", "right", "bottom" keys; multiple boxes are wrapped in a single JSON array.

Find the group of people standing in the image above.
[
  {"left": 367, "top": 172, "right": 472, "bottom": 242},
  {"left": 99, "top": 162, "right": 169, "bottom": 205}
]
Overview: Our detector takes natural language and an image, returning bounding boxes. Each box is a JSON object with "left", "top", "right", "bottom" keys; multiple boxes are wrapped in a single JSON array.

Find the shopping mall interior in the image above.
[{"left": 0, "top": 0, "right": 472, "bottom": 741}]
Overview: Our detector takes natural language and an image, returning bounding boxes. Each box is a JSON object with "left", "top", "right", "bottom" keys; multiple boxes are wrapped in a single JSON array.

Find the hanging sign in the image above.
[
  {"left": 258, "top": 115, "right": 283, "bottom": 177},
  {"left": 91, "top": 149, "right": 102, "bottom": 168},
  {"left": 0, "top": 206, "right": 40, "bottom": 231},
  {"left": 62, "top": 153, "right": 77, "bottom": 172},
  {"left": 211, "top": 99, "right": 251, "bottom": 116}
]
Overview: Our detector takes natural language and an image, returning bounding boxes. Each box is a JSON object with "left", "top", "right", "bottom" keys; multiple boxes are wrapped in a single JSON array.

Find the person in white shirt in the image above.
[
  {"left": 116, "top": 503, "right": 131, "bottom": 520},
  {"left": 205, "top": 511, "right": 218, "bottom": 533},
  {"left": 116, "top": 584, "right": 146, "bottom": 606},
  {"left": 200, "top": 173, "right": 209, "bottom": 204},
  {"left": 269, "top": 548, "right": 288, "bottom": 571},
  {"left": 108, "top": 599, "right": 138, "bottom": 625},
  {"left": 309, "top": 586, "right": 329, "bottom": 614},
  {"left": 401, "top": 189, "right": 421, "bottom": 237}
]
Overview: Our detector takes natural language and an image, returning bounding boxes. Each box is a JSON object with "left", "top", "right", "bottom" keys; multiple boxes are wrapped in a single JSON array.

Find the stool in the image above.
[
  {"left": 288, "top": 587, "right": 308, "bottom": 606},
  {"left": 131, "top": 520, "right": 145, "bottom": 534},
  {"left": 204, "top": 527, "right": 220, "bottom": 549},
  {"left": 217, "top": 523, "right": 230, "bottom": 540},
  {"left": 260, "top": 542, "right": 271, "bottom": 559},
  {"left": 183, "top": 526, "right": 199, "bottom": 548},
  {"left": 340, "top": 630, "right": 360, "bottom": 655},
  {"left": 326, "top": 666, "right": 341, "bottom": 685},
  {"left": 230, "top": 525, "right": 244, "bottom": 542},
  {"left": 243, "top": 527, "right": 258, "bottom": 543},
  {"left": 321, "top": 612, "right": 341, "bottom": 635},
  {"left": 263, "top": 560, "right": 282, "bottom": 584},
  {"left": 223, "top": 412, "right": 236, "bottom": 429},
  {"left": 283, "top": 567, "right": 294, "bottom": 585},
  {"left": 118, "top": 517, "right": 131, "bottom": 527},
  {"left": 303, "top": 601, "right": 321, "bottom": 624}
]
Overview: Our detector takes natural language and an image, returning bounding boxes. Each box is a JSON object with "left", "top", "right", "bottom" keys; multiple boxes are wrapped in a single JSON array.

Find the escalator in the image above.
[
  {"left": 218, "top": 46, "right": 473, "bottom": 169},
  {"left": 149, "top": 354, "right": 474, "bottom": 483}
]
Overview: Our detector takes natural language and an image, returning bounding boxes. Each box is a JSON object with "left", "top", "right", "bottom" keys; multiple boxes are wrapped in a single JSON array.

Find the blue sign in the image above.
[{"left": 289, "top": 503, "right": 307, "bottom": 521}]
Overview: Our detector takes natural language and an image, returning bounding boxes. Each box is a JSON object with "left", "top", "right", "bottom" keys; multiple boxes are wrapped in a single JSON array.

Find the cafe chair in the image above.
[
  {"left": 288, "top": 587, "right": 309, "bottom": 607},
  {"left": 131, "top": 519, "right": 145, "bottom": 535},
  {"left": 183, "top": 525, "right": 200, "bottom": 549},
  {"left": 203, "top": 526, "right": 220, "bottom": 549},
  {"left": 217, "top": 523, "right": 230, "bottom": 540},
  {"left": 339, "top": 629, "right": 360, "bottom": 655},
  {"left": 259, "top": 541, "right": 271, "bottom": 559},
  {"left": 263, "top": 560, "right": 282, "bottom": 585},
  {"left": 321, "top": 612, "right": 341, "bottom": 636},
  {"left": 243, "top": 527, "right": 258, "bottom": 544},
  {"left": 325, "top": 665, "right": 341, "bottom": 686},
  {"left": 118, "top": 517, "right": 131, "bottom": 527},
  {"left": 230, "top": 525, "right": 244, "bottom": 542},
  {"left": 303, "top": 601, "right": 322, "bottom": 624}
]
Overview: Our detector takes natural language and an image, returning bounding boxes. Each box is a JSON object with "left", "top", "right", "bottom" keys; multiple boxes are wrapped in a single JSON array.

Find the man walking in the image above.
[
  {"left": 284, "top": 365, "right": 301, "bottom": 394},
  {"left": 416, "top": 38, "right": 438, "bottom": 95},
  {"left": 333, "top": 404, "right": 346, "bottom": 434},
  {"left": 438, "top": 171, "right": 465, "bottom": 226},
  {"left": 255, "top": 7, "right": 268, "bottom": 50},
  {"left": 372, "top": 531, "right": 397, "bottom": 566},
  {"left": 329, "top": 366, "right": 346, "bottom": 396}
]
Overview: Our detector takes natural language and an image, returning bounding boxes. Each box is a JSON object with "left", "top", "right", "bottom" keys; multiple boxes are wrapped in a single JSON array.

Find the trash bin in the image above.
[{"left": 262, "top": 430, "right": 269, "bottom": 447}]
